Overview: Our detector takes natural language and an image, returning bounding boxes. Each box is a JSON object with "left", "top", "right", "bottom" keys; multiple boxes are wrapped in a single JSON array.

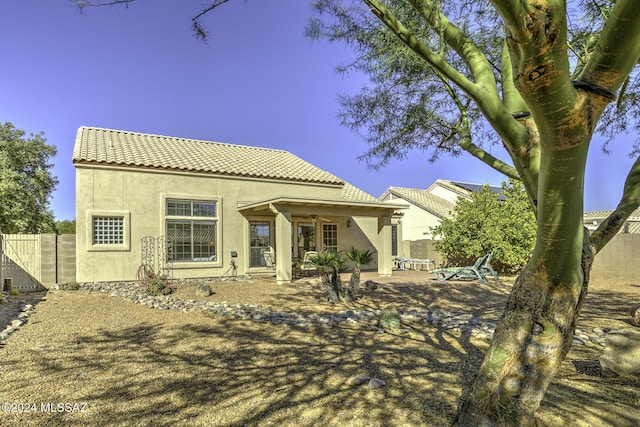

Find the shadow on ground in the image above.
[{"left": 0, "top": 272, "right": 638, "bottom": 426}]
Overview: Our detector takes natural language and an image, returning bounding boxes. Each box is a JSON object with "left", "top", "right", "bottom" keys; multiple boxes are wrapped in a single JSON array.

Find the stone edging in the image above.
[
  {"left": 0, "top": 291, "right": 41, "bottom": 341},
  {"left": 0, "top": 282, "right": 610, "bottom": 347},
  {"left": 73, "top": 281, "right": 608, "bottom": 346}
]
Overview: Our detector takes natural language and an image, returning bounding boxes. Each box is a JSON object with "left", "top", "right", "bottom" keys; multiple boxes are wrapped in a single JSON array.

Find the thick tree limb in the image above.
[
  {"left": 590, "top": 154, "right": 640, "bottom": 254},
  {"left": 407, "top": 0, "right": 498, "bottom": 93},
  {"left": 579, "top": 0, "right": 640, "bottom": 95}
]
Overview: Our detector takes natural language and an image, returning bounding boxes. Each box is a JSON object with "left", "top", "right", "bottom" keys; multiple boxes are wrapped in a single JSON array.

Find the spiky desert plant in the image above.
[
  {"left": 309, "top": 250, "right": 340, "bottom": 303},
  {"left": 345, "top": 247, "right": 375, "bottom": 300}
]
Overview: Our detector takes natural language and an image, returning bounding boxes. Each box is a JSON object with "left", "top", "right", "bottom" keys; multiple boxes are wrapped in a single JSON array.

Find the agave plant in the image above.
[{"left": 345, "top": 247, "right": 375, "bottom": 300}]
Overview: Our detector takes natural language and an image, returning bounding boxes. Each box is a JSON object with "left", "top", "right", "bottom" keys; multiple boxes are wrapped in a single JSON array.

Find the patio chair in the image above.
[
  {"left": 300, "top": 251, "right": 319, "bottom": 277},
  {"left": 432, "top": 252, "right": 497, "bottom": 282},
  {"left": 263, "top": 250, "right": 276, "bottom": 270},
  {"left": 479, "top": 251, "right": 499, "bottom": 280},
  {"left": 393, "top": 256, "right": 410, "bottom": 270}
]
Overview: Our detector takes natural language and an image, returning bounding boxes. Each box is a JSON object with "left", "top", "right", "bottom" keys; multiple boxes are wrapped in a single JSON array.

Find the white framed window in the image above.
[
  {"left": 249, "top": 221, "right": 271, "bottom": 268},
  {"left": 86, "top": 210, "right": 130, "bottom": 252},
  {"left": 164, "top": 197, "right": 220, "bottom": 264},
  {"left": 322, "top": 223, "right": 338, "bottom": 252}
]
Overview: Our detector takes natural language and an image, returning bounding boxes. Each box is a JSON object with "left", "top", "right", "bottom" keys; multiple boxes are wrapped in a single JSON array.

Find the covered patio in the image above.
[{"left": 239, "top": 196, "right": 407, "bottom": 283}]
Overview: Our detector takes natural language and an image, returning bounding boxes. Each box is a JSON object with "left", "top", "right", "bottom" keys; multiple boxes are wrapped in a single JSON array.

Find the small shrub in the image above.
[
  {"left": 0, "top": 294, "right": 4, "bottom": 304},
  {"left": 59, "top": 282, "right": 80, "bottom": 290},
  {"left": 144, "top": 274, "right": 174, "bottom": 296},
  {"left": 137, "top": 264, "right": 174, "bottom": 296},
  {"left": 8, "top": 288, "right": 20, "bottom": 296},
  {"left": 378, "top": 309, "right": 401, "bottom": 331}
]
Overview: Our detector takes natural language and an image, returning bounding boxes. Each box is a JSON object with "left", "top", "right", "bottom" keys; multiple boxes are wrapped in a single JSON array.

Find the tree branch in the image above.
[
  {"left": 578, "top": 0, "right": 640, "bottom": 96},
  {"left": 71, "top": 0, "right": 136, "bottom": 13},
  {"left": 590, "top": 154, "right": 640, "bottom": 254},
  {"left": 362, "top": 0, "right": 478, "bottom": 98},
  {"left": 407, "top": 0, "right": 498, "bottom": 95}
]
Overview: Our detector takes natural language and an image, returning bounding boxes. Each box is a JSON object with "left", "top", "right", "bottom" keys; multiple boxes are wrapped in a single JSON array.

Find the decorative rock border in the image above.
[
  {"left": 0, "top": 291, "right": 42, "bottom": 342},
  {"left": 71, "top": 281, "right": 608, "bottom": 347}
]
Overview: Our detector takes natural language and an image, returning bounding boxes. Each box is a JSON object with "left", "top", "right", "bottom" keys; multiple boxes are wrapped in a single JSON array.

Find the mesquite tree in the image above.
[
  {"left": 0, "top": 122, "right": 57, "bottom": 233},
  {"left": 74, "top": 0, "right": 640, "bottom": 424}
]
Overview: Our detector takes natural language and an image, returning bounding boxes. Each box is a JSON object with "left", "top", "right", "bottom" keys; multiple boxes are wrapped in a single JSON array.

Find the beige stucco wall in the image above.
[
  {"left": 381, "top": 192, "right": 445, "bottom": 242},
  {"left": 76, "top": 166, "right": 387, "bottom": 282},
  {"left": 398, "top": 203, "right": 443, "bottom": 241}
]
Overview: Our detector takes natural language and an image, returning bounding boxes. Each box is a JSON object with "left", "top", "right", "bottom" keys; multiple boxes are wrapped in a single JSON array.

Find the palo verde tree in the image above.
[
  {"left": 311, "top": 1, "right": 640, "bottom": 424},
  {"left": 433, "top": 179, "right": 536, "bottom": 273},
  {"left": 73, "top": 0, "right": 640, "bottom": 424},
  {"left": 0, "top": 122, "right": 57, "bottom": 233}
]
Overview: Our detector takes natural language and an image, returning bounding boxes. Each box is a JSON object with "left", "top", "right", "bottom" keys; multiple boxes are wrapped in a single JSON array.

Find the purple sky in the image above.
[{"left": 1, "top": 0, "right": 636, "bottom": 221}]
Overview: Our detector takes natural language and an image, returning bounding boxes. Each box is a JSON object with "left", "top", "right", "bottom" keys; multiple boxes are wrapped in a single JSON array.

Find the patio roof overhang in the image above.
[{"left": 238, "top": 196, "right": 408, "bottom": 217}]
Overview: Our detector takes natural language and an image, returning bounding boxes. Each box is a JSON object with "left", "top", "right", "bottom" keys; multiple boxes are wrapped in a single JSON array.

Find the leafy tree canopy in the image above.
[
  {"left": 55, "top": 219, "right": 76, "bottom": 234},
  {"left": 0, "top": 122, "right": 58, "bottom": 233},
  {"left": 432, "top": 180, "right": 536, "bottom": 273}
]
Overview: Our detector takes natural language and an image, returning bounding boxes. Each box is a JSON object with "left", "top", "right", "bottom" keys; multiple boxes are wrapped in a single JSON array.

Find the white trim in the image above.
[
  {"left": 160, "top": 193, "right": 223, "bottom": 268},
  {"left": 86, "top": 210, "right": 131, "bottom": 252}
]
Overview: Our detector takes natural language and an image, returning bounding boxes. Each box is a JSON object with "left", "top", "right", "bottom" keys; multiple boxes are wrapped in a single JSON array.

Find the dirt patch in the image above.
[{"left": 0, "top": 271, "right": 638, "bottom": 426}]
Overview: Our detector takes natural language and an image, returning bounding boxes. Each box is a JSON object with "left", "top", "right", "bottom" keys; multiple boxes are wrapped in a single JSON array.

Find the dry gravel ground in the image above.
[{"left": 0, "top": 271, "right": 639, "bottom": 427}]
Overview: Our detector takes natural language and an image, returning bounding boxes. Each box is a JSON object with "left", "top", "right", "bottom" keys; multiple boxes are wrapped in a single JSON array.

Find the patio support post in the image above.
[
  {"left": 377, "top": 215, "right": 392, "bottom": 276},
  {"left": 274, "top": 210, "right": 292, "bottom": 284}
]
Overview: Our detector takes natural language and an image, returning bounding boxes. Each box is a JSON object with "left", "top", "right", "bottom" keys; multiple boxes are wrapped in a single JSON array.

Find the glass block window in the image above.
[
  {"left": 166, "top": 198, "right": 218, "bottom": 262},
  {"left": 322, "top": 223, "right": 338, "bottom": 253},
  {"left": 92, "top": 216, "right": 124, "bottom": 245}
]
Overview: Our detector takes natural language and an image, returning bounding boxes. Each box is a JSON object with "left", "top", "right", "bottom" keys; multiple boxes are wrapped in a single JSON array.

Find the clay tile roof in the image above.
[
  {"left": 340, "top": 183, "right": 379, "bottom": 203},
  {"left": 385, "top": 187, "right": 456, "bottom": 218},
  {"left": 72, "top": 127, "right": 345, "bottom": 185}
]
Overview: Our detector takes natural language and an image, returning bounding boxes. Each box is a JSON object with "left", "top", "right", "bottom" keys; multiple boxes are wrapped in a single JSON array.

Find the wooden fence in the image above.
[{"left": 1, "top": 234, "right": 76, "bottom": 292}]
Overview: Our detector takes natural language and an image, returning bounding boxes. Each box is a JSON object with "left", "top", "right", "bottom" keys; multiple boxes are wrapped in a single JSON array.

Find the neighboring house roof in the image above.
[
  {"left": 584, "top": 208, "right": 640, "bottom": 221},
  {"left": 427, "top": 179, "right": 504, "bottom": 200},
  {"left": 449, "top": 180, "right": 503, "bottom": 195},
  {"left": 584, "top": 208, "right": 640, "bottom": 233},
  {"left": 72, "top": 126, "right": 345, "bottom": 186},
  {"left": 381, "top": 186, "right": 456, "bottom": 218}
]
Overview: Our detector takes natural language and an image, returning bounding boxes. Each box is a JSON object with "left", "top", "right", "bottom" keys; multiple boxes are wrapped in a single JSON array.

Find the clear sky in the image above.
[{"left": 1, "top": 0, "right": 636, "bottom": 221}]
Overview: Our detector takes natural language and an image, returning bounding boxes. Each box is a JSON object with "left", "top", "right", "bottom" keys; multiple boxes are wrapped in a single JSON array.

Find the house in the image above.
[
  {"left": 380, "top": 180, "right": 502, "bottom": 264},
  {"left": 380, "top": 180, "right": 502, "bottom": 241},
  {"left": 73, "top": 127, "right": 407, "bottom": 284},
  {"left": 584, "top": 209, "right": 640, "bottom": 234}
]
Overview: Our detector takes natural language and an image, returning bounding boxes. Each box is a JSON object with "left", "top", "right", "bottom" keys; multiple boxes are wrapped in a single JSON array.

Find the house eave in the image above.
[{"left": 238, "top": 196, "right": 408, "bottom": 215}]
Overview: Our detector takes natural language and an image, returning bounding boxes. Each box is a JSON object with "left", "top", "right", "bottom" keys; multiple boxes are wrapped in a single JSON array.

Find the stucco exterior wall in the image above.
[
  {"left": 76, "top": 166, "right": 383, "bottom": 282},
  {"left": 398, "top": 204, "right": 443, "bottom": 241},
  {"left": 381, "top": 194, "right": 442, "bottom": 241}
]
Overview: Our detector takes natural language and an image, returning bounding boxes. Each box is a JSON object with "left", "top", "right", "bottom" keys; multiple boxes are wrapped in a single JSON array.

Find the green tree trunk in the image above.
[{"left": 454, "top": 139, "right": 592, "bottom": 425}]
